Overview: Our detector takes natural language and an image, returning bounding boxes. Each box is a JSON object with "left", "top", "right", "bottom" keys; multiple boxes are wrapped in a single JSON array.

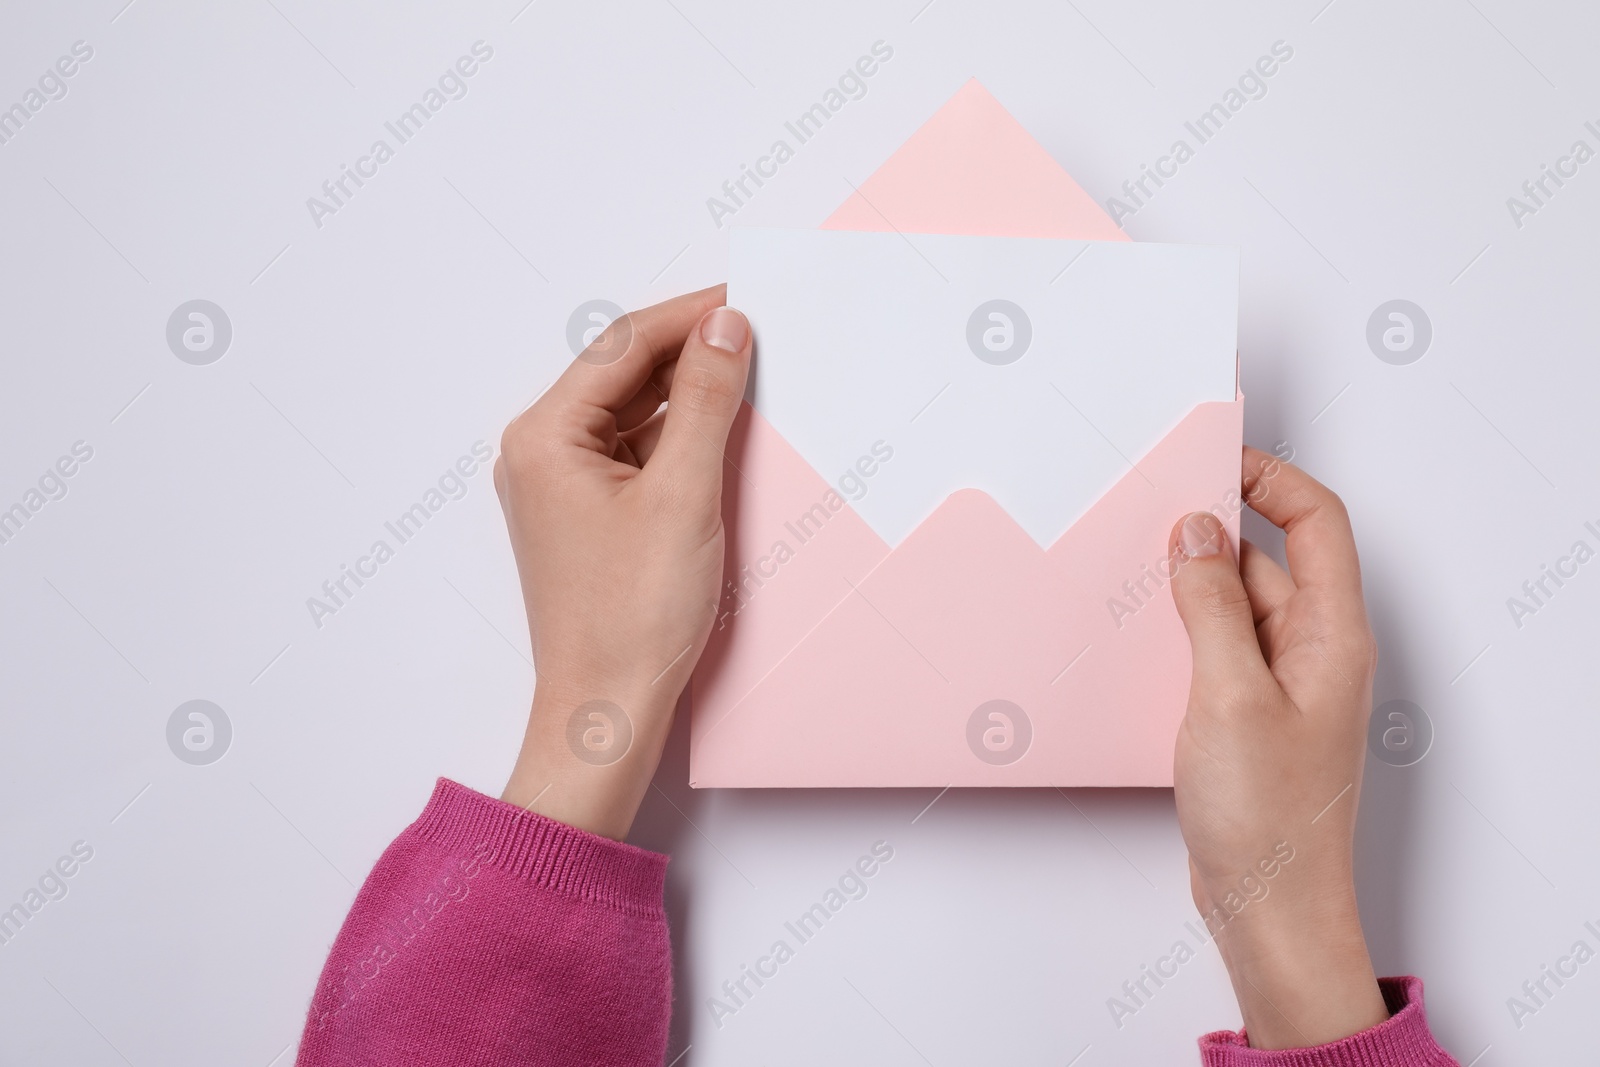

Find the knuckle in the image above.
[
  {"left": 1321, "top": 489, "right": 1352, "bottom": 525},
  {"left": 1329, "top": 632, "right": 1374, "bottom": 671},
  {"left": 1192, "top": 579, "right": 1252, "bottom": 627},
  {"left": 498, "top": 422, "right": 529, "bottom": 466},
  {"left": 679, "top": 362, "right": 740, "bottom": 416},
  {"left": 499, "top": 418, "right": 557, "bottom": 480},
  {"left": 1299, "top": 482, "right": 1350, "bottom": 528},
  {"left": 1209, "top": 683, "right": 1268, "bottom": 721},
  {"left": 1305, "top": 608, "right": 1379, "bottom": 678}
]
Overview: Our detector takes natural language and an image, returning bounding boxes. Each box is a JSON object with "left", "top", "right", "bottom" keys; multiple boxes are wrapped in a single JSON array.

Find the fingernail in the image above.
[
  {"left": 701, "top": 306, "right": 748, "bottom": 353},
  {"left": 1179, "top": 513, "right": 1222, "bottom": 560}
]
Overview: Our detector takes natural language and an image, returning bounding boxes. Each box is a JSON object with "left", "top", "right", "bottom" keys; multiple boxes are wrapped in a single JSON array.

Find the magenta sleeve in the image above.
[{"left": 295, "top": 778, "right": 672, "bottom": 1067}]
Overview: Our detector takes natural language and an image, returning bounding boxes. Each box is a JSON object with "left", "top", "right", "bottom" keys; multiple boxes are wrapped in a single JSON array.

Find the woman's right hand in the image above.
[
  {"left": 494, "top": 287, "right": 752, "bottom": 841},
  {"left": 1167, "top": 447, "right": 1390, "bottom": 1050}
]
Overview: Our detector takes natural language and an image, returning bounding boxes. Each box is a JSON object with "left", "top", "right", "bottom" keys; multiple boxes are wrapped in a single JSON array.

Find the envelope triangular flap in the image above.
[{"left": 823, "top": 78, "right": 1129, "bottom": 242}]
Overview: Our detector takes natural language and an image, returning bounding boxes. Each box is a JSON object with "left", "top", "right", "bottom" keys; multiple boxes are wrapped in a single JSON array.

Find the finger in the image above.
[
  {"left": 543, "top": 285, "right": 725, "bottom": 417},
  {"left": 1241, "top": 447, "right": 1364, "bottom": 604},
  {"left": 1242, "top": 449, "right": 1379, "bottom": 682},
  {"left": 613, "top": 358, "right": 677, "bottom": 432},
  {"left": 1239, "top": 539, "right": 1294, "bottom": 626},
  {"left": 647, "top": 306, "right": 751, "bottom": 496},
  {"left": 1167, "top": 512, "right": 1275, "bottom": 702}
]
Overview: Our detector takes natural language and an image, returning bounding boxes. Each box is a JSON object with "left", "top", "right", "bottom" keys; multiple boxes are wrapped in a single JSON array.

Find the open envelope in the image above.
[{"left": 688, "top": 80, "right": 1244, "bottom": 787}]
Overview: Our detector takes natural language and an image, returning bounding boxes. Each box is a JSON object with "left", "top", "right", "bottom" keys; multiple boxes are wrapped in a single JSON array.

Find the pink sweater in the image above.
[{"left": 296, "top": 780, "right": 1459, "bottom": 1066}]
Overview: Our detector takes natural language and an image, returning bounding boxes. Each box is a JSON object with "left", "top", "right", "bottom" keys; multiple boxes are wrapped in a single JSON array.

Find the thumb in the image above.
[
  {"left": 1168, "top": 512, "right": 1270, "bottom": 698},
  {"left": 648, "top": 305, "right": 751, "bottom": 498}
]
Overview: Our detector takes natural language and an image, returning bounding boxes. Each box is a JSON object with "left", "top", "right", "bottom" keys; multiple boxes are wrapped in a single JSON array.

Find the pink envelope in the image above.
[{"left": 688, "top": 80, "right": 1243, "bottom": 787}]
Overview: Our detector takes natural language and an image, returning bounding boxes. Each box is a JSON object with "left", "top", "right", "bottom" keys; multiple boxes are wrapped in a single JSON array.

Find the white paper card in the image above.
[{"left": 729, "top": 227, "right": 1239, "bottom": 547}]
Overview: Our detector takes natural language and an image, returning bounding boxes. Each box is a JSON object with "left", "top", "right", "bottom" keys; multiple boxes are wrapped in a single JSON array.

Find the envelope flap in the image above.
[{"left": 823, "top": 79, "right": 1128, "bottom": 242}]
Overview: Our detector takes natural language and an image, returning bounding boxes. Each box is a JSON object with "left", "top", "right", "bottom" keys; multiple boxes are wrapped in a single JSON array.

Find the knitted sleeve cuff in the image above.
[
  {"left": 1199, "top": 977, "right": 1459, "bottom": 1067},
  {"left": 406, "top": 778, "right": 669, "bottom": 920}
]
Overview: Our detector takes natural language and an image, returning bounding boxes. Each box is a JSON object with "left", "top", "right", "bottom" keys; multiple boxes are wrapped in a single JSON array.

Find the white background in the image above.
[{"left": 1, "top": 1, "right": 1596, "bottom": 1064}]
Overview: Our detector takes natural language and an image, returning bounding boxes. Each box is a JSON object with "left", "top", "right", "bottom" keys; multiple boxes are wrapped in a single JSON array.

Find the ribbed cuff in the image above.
[
  {"left": 1199, "top": 978, "right": 1457, "bottom": 1066},
  {"left": 407, "top": 778, "right": 669, "bottom": 920}
]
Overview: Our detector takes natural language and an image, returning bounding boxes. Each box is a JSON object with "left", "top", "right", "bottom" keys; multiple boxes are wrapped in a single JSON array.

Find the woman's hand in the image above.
[
  {"left": 1168, "top": 448, "right": 1390, "bottom": 1049},
  {"left": 494, "top": 286, "right": 750, "bottom": 840}
]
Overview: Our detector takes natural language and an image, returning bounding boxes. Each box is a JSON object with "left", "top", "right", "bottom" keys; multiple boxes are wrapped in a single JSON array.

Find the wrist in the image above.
[
  {"left": 1209, "top": 886, "right": 1388, "bottom": 1049},
  {"left": 501, "top": 679, "right": 681, "bottom": 841}
]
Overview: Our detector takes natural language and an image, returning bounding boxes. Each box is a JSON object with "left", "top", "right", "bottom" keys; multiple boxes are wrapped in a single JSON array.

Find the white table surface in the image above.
[{"left": 2, "top": 1, "right": 1595, "bottom": 1063}]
